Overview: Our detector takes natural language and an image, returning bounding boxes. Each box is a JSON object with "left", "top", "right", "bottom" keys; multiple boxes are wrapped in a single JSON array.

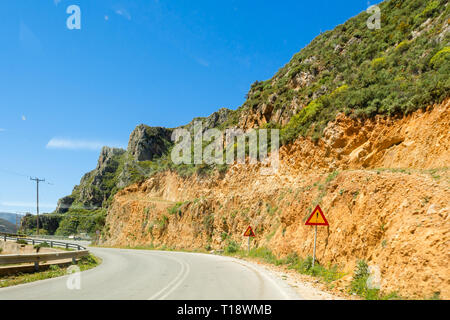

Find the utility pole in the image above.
[{"left": 30, "top": 177, "right": 45, "bottom": 235}]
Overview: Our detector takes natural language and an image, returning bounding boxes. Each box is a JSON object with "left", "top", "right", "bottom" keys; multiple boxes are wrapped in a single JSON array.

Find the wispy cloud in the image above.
[
  {"left": 53, "top": 0, "right": 61, "bottom": 6},
  {"left": 195, "top": 57, "right": 210, "bottom": 67},
  {"left": 115, "top": 9, "right": 131, "bottom": 20},
  {"left": 46, "top": 138, "right": 124, "bottom": 151}
]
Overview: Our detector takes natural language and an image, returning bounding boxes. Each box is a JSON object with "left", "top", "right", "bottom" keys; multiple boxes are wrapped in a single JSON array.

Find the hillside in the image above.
[
  {"left": 54, "top": 0, "right": 449, "bottom": 216},
  {"left": 45, "top": 0, "right": 450, "bottom": 298},
  {"left": 0, "top": 213, "right": 22, "bottom": 226},
  {"left": 0, "top": 218, "right": 17, "bottom": 234},
  {"left": 103, "top": 99, "right": 449, "bottom": 299}
]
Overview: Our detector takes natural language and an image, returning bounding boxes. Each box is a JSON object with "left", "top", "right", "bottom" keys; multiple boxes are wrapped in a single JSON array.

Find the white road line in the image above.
[
  {"left": 147, "top": 254, "right": 190, "bottom": 300},
  {"left": 233, "top": 259, "right": 294, "bottom": 300},
  {"left": 157, "top": 259, "right": 190, "bottom": 300}
]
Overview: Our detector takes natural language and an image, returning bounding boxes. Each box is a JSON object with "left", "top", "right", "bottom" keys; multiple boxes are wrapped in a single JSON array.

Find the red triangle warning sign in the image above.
[
  {"left": 243, "top": 226, "right": 256, "bottom": 237},
  {"left": 305, "top": 205, "right": 329, "bottom": 226}
]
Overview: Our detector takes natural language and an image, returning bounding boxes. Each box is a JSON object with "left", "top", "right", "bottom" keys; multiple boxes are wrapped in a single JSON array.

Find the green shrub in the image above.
[
  {"left": 225, "top": 240, "right": 239, "bottom": 254},
  {"left": 325, "top": 170, "right": 339, "bottom": 183},
  {"left": 34, "top": 242, "right": 50, "bottom": 249},
  {"left": 220, "top": 232, "right": 228, "bottom": 241},
  {"left": 167, "top": 202, "right": 183, "bottom": 215},
  {"left": 248, "top": 247, "right": 280, "bottom": 265},
  {"left": 429, "top": 47, "right": 450, "bottom": 69},
  {"left": 157, "top": 215, "right": 169, "bottom": 230},
  {"left": 395, "top": 41, "right": 410, "bottom": 53},
  {"left": 49, "top": 264, "right": 60, "bottom": 271},
  {"left": 371, "top": 57, "right": 386, "bottom": 68},
  {"left": 16, "top": 239, "right": 28, "bottom": 245},
  {"left": 203, "top": 214, "right": 214, "bottom": 236},
  {"left": 284, "top": 254, "right": 344, "bottom": 283},
  {"left": 350, "top": 260, "right": 380, "bottom": 299}
]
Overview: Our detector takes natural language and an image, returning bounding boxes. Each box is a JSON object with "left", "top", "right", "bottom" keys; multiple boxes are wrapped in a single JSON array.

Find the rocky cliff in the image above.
[
  {"left": 127, "top": 125, "right": 173, "bottom": 162},
  {"left": 56, "top": 0, "right": 449, "bottom": 213},
  {"left": 53, "top": 0, "right": 449, "bottom": 299},
  {"left": 103, "top": 99, "right": 450, "bottom": 299},
  {"left": 56, "top": 146, "right": 126, "bottom": 212}
]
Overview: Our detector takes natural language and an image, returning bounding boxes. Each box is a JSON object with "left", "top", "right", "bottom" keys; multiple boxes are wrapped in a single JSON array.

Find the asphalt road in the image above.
[{"left": 0, "top": 245, "right": 301, "bottom": 300}]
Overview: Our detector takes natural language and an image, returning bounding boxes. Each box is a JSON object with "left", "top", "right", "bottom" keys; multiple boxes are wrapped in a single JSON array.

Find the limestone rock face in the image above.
[
  {"left": 57, "top": 147, "right": 126, "bottom": 211},
  {"left": 104, "top": 100, "right": 450, "bottom": 299},
  {"left": 55, "top": 195, "right": 75, "bottom": 214},
  {"left": 183, "top": 108, "right": 235, "bottom": 133},
  {"left": 128, "top": 125, "right": 173, "bottom": 161}
]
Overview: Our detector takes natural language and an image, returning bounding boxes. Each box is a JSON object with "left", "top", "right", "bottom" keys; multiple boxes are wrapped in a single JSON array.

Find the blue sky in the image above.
[{"left": 0, "top": 0, "right": 376, "bottom": 214}]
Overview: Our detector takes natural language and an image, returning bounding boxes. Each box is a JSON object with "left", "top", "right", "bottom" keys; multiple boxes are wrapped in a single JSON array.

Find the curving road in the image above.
[{"left": 0, "top": 246, "right": 301, "bottom": 300}]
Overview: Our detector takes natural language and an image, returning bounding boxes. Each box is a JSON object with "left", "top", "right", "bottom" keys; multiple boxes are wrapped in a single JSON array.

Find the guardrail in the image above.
[
  {"left": 1, "top": 234, "right": 86, "bottom": 251},
  {"left": 1, "top": 234, "right": 89, "bottom": 274},
  {"left": 29, "top": 234, "right": 93, "bottom": 241},
  {"left": 0, "top": 250, "right": 89, "bottom": 266}
]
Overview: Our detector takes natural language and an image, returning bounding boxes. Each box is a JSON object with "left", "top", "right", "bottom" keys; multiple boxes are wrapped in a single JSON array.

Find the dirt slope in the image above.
[{"left": 103, "top": 99, "right": 450, "bottom": 299}]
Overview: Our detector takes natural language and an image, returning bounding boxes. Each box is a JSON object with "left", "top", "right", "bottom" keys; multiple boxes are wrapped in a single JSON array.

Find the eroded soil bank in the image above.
[{"left": 103, "top": 99, "right": 449, "bottom": 299}]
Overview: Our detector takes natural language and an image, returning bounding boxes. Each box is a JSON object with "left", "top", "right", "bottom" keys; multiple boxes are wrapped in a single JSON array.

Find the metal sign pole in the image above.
[
  {"left": 248, "top": 236, "right": 250, "bottom": 254},
  {"left": 312, "top": 225, "right": 317, "bottom": 267}
]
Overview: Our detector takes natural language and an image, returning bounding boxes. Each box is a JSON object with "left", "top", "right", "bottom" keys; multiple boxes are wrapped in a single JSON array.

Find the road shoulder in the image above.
[{"left": 230, "top": 257, "right": 353, "bottom": 300}]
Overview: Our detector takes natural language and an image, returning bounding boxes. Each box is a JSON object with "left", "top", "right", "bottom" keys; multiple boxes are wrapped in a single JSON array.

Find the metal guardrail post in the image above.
[
  {"left": 1, "top": 234, "right": 86, "bottom": 250},
  {"left": 34, "top": 262, "right": 39, "bottom": 272}
]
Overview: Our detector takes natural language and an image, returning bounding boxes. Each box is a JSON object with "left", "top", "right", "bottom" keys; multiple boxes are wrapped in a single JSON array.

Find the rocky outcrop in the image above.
[
  {"left": 128, "top": 125, "right": 173, "bottom": 161},
  {"left": 183, "top": 108, "right": 235, "bottom": 132},
  {"left": 58, "top": 147, "right": 126, "bottom": 211},
  {"left": 55, "top": 195, "right": 75, "bottom": 214},
  {"left": 103, "top": 101, "right": 450, "bottom": 299}
]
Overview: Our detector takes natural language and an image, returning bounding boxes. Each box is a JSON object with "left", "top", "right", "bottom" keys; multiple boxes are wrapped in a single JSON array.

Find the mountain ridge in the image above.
[{"left": 41, "top": 0, "right": 448, "bottom": 242}]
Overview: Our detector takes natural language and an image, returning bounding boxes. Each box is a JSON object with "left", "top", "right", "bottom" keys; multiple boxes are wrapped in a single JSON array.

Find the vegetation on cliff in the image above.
[
  {"left": 39, "top": 0, "right": 449, "bottom": 238},
  {"left": 240, "top": 0, "right": 449, "bottom": 142}
]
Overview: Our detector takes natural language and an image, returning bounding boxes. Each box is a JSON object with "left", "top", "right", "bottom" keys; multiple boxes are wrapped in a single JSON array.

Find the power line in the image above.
[
  {"left": 0, "top": 168, "right": 55, "bottom": 185},
  {"left": 0, "top": 168, "right": 31, "bottom": 178},
  {"left": 30, "top": 177, "right": 45, "bottom": 235}
]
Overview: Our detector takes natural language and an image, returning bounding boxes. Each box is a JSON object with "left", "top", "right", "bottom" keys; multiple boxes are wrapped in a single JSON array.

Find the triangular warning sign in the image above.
[
  {"left": 305, "top": 205, "right": 329, "bottom": 226},
  {"left": 243, "top": 226, "right": 256, "bottom": 237}
]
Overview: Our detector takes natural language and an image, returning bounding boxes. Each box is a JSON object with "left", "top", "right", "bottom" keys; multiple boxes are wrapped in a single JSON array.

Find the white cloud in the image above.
[
  {"left": 46, "top": 138, "right": 124, "bottom": 151},
  {"left": 53, "top": 0, "right": 61, "bottom": 6},
  {"left": 115, "top": 9, "right": 131, "bottom": 20}
]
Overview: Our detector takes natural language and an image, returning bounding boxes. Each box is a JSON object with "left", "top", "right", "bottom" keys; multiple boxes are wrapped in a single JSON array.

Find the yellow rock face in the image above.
[{"left": 103, "top": 99, "right": 450, "bottom": 299}]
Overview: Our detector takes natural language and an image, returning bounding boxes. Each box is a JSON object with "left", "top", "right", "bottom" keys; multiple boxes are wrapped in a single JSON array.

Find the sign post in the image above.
[
  {"left": 305, "top": 205, "right": 329, "bottom": 267},
  {"left": 243, "top": 226, "right": 255, "bottom": 254}
]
